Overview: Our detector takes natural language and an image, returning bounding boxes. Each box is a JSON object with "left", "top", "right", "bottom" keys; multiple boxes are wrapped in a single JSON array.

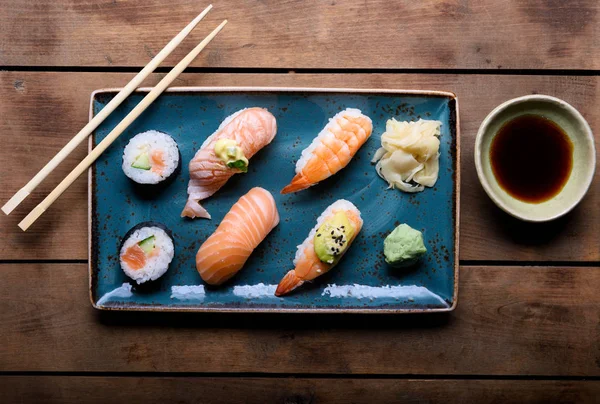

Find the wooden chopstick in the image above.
[
  {"left": 1, "top": 4, "right": 213, "bottom": 216},
  {"left": 18, "top": 20, "right": 228, "bottom": 231}
]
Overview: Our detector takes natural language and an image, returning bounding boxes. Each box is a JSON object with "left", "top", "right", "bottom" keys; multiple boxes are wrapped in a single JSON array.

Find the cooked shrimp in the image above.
[
  {"left": 275, "top": 200, "right": 363, "bottom": 296},
  {"left": 281, "top": 109, "right": 372, "bottom": 194}
]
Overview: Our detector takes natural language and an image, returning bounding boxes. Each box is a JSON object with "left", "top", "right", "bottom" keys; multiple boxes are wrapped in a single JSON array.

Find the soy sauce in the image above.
[{"left": 490, "top": 114, "right": 573, "bottom": 203}]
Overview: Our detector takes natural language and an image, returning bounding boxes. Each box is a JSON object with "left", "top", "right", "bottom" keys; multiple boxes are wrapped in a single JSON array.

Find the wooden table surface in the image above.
[{"left": 1, "top": 1, "right": 599, "bottom": 402}]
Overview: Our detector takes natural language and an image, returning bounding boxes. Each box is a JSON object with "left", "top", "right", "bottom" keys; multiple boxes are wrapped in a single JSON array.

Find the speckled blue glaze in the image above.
[{"left": 90, "top": 90, "right": 458, "bottom": 312}]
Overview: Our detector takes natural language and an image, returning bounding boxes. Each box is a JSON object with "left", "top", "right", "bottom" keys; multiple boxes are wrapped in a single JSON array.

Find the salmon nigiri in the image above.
[
  {"left": 275, "top": 200, "right": 362, "bottom": 296},
  {"left": 196, "top": 187, "right": 279, "bottom": 285},
  {"left": 182, "top": 108, "right": 277, "bottom": 219},
  {"left": 281, "top": 108, "right": 372, "bottom": 194}
]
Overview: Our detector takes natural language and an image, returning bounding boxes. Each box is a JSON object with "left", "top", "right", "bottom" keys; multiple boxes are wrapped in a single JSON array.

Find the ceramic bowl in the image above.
[{"left": 475, "top": 94, "right": 595, "bottom": 222}]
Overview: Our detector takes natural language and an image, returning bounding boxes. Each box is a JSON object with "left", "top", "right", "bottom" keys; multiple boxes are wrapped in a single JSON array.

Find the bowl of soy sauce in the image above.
[{"left": 475, "top": 95, "right": 595, "bottom": 222}]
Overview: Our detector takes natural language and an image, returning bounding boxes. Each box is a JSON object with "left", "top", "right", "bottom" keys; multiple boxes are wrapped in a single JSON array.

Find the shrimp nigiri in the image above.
[
  {"left": 196, "top": 187, "right": 279, "bottom": 285},
  {"left": 275, "top": 200, "right": 362, "bottom": 296},
  {"left": 281, "top": 108, "right": 372, "bottom": 194},
  {"left": 182, "top": 108, "right": 277, "bottom": 219}
]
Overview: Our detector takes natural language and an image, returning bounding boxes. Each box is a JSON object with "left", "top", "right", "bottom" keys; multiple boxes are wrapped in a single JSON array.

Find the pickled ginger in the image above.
[{"left": 372, "top": 118, "right": 442, "bottom": 193}]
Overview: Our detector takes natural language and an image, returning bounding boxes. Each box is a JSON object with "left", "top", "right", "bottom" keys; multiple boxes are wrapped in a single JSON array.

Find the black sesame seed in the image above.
[
  {"left": 317, "top": 234, "right": 321, "bottom": 237},
  {"left": 331, "top": 231, "right": 334, "bottom": 235}
]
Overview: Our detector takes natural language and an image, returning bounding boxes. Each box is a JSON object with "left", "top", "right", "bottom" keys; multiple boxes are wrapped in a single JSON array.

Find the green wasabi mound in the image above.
[{"left": 384, "top": 224, "right": 427, "bottom": 267}]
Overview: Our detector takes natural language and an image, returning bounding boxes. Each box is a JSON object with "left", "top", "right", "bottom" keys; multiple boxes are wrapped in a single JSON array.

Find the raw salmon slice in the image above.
[
  {"left": 121, "top": 244, "right": 147, "bottom": 271},
  {"left": 195, "top": 187, "right": 279, "bottom": 285},
  {"left": 150, "top": 149, "right": 165, "bottom": 174}
]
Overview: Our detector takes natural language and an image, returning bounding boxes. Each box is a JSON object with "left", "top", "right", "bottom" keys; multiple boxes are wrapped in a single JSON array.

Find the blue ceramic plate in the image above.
[{"left": 89, "top": 87, "right": 459, "bottom": 313}]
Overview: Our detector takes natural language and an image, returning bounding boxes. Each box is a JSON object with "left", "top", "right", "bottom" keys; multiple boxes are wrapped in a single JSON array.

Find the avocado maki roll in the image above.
[
  {"left": 122, "top": 130, "right": 180, "bottom": 185},
  {"left": 119, "top": 222, "right": 175, "bottom": 284}
]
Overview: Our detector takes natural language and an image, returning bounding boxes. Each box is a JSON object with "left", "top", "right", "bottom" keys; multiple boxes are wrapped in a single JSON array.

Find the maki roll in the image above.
[
  {"left": 119, "top": 222, "right": 175, "bottom": 284},
  {"left": 122, "top": 130, "right": 180, "bottom": 185}
]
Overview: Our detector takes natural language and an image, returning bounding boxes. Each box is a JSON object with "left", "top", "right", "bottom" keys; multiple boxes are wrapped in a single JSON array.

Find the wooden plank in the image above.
[
  {"left": 1, "top": 71, "right": 598, "bottom": 260},
  {"left": 0, "top": 263, "right": 598, "bottom": 375},
  {"left": 0, "top": 73, "right": 89, "bottom": 259},
  {"left": 1, "top": 376, "right": 599, "bottom": 403},
  {"left": 0, "top": 0, "right": 598, "bottom": 69}
]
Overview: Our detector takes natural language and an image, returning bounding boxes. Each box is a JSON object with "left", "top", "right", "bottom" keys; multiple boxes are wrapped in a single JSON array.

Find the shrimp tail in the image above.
[
  {"left": 181, "top": 199, "right": 211, "bottom": 219},
  {"left": 281, "top": 174, "right": 312, "bottom": 194},
  {"left": 275, "top": 270, "right": 305, "bottom": 296}
]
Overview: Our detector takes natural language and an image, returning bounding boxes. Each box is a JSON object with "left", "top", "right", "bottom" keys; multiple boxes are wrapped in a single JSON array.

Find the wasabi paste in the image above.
[{"left": 383, "top": 224, "right": 427, "bottom": 267}]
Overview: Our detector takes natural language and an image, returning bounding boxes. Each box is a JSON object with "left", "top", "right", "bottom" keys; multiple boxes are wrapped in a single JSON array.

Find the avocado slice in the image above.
[
  {"left": 314, "top": 211, "right": 355, "bottom": 264},
  {"left": 138, "top": 235, "right": 155, "bottom": 254},
  {"left": 131, "top": 152, "right": 151, "bottom": 170},
  {"left": 226, "top": 159, "right": 248, "bottom": 173}
]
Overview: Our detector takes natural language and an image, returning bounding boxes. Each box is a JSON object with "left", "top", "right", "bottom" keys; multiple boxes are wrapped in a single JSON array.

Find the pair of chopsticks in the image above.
[{"left": 2, "top": 4, "right": 227, "bottom": 231}]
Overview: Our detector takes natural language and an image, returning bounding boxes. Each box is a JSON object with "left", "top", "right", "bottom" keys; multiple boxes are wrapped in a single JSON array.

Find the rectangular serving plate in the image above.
[{"left": 89, "top": 87, "right": 460, "bottom": 313}]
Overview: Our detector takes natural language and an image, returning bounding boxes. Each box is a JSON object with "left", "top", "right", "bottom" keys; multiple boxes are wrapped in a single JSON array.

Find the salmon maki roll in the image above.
[
  {"left": 122, "top": 131, "right": 180, "bottom": 185},
  {"left": 281, "top": 108, "right": 372, "bottom": 194},
  {"left": 182, "top": 108, "right": 277, "bottom": 219},
  {"left": 119, "top": 222, "right": 175, "bottom": 284},
  {"left": 275, "top": 200, "right": 362, "bottom": 296},
  {"left": 196, "top": 187, "right": 279, "bottom": 285}
]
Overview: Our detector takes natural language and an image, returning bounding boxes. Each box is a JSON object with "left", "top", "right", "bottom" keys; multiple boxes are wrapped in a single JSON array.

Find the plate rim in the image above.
[{"left": 88, "top": 86, "right": 460, "bottom": 314}]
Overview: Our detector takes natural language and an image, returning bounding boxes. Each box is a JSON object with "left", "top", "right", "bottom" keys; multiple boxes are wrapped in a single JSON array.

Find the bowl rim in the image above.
[{"left": 474, "top": 94, "right": 596, "bottom": 222}]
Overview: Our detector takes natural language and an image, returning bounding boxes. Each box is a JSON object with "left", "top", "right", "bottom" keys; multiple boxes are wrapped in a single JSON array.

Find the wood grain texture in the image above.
[
  {"left": 1, "top": 377, "right": 599, "bottom": 404},
  {"left": 0, "top": 0, "right": 598, "bottom": 69},
  {"left": 1, "top": 72, "right": 598, "bottom": 260},
  {"left": 0, "top": 263, "right": 598, "bottom": 375}
]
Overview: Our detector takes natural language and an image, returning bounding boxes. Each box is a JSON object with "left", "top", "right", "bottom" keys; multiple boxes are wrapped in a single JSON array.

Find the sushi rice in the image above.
[
  {"left": 293, "top": 199, "right": 362, "bottom": 265},
  {"left": 119, "top": 225, "right": 175, "bottom": 284},
  {"left": 294, "top": 108, "right": 370, "bottom": 173},
  {"left": 122, "top": 130, "right": 180, "bottom": 184}
]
